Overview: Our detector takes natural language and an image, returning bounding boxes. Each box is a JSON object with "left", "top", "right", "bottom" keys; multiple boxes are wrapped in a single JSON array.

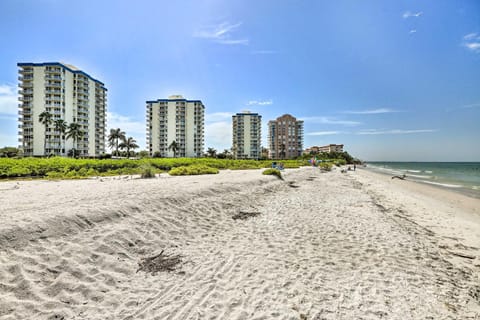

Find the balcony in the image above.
[
  {"left": 46, "top": 82, "right": 62, "bottom": 88},
  {"left": 18, "top": 75, "right": 34, "bottom": 81},
  {"left": 45, "top": 75, "right": 62, "bottom": 80}
]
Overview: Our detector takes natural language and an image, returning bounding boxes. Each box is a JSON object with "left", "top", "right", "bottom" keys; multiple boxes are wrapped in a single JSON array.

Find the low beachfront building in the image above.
[
  {"left": 304, "top": 144, "right": 344, "bottom": 154},
  {"left": 268, "top": 114, "right": 304, "bottom": 159},
  {"left": 17, "top": 62, "right": 107, "bottom": 157},
  {"left": 146, "top": 95, "right": 204, "bottom": 157},
  {"left": 232, "top": 111, "right": 262, "bottom": 159}
]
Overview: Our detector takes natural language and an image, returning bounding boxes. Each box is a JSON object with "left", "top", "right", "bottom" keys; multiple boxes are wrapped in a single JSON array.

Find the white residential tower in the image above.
[
  {"left": 18, "top": 62, "right": 107, "bottom": 157},
  {"left": 146, "top": 95, "right": 205, "bottom": 157},
  {"left": 232, "top": 111, "right": 262, "bottom": 159}
]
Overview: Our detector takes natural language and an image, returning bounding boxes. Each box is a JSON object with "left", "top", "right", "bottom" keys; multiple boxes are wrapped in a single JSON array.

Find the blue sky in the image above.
[{"left": 0, "top": 0, "right": 479, "bottom": 161}]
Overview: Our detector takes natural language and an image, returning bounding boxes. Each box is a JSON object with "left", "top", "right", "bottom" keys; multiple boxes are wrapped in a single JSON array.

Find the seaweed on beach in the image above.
[
  {"left": 232, "top": 211, "right": 261, "bottom": 220},
  {"left": 137, "top": 250, "right": 183, "bottom": 275}
]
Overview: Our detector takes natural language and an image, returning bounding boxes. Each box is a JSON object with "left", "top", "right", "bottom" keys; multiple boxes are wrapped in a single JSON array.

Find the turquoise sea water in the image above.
[{"left": 366, "top": 162, "right": 480, "bottom": 198}]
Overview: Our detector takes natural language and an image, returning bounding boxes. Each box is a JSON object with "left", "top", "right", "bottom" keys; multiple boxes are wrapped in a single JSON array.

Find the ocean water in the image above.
[{"left": 366, "top": 162, "right": 480, "bottom": 198}]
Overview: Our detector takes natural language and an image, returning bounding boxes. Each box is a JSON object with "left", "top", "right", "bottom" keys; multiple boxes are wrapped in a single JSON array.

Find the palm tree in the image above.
[
  {"left": 53, "top": 119, "right": 67, "bottom": 156},
  {"left": 38, "top": 111, "right": 53, "bottom": 156},
  {"left": 108, "top": 128, "right": 126, "bottom": 156},
  {"left": 206, "top": 147, "right": 217, "bottom": 158},
  {"left": 119, "top": 136, "right": 139, "bottom": 157},
  {"left": 168, "top": 140, "right": 178, "bottom": 158},
  {"left": 66, "top": 122, "right": 83, "bottom": 157}
]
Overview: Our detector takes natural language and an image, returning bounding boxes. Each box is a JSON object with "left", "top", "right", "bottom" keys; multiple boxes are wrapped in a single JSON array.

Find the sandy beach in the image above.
[{"left": 0, "top": 167, "right": 479, "bottom": 319}]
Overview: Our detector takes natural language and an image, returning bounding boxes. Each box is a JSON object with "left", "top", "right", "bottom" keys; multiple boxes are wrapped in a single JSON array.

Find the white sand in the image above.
[{"left": 0, "top": 167, "right": 479, "bottom": 319}]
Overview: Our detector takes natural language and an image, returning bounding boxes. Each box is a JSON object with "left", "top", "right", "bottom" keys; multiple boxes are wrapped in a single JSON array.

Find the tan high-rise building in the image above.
[
  {"left": 268, "top": 114, "right": 304, "bottom": 159},
  {"left": 232, "top": 111, "right": 262, "bottom": 159},
  {"left": 146, "top": 95, "right": 204, "bottom": 157},
  {"left": 17, "top": 62, "right": 107, "bottom": 157}
]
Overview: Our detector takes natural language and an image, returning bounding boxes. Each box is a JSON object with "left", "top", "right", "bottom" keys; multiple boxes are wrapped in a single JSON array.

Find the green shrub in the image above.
[
  {"left": 168, "top": 165, "right": 219, "bottom": 176},
  {"left": 140, "top": 164, "right": 156, "bottom": 178},
  {"left": 262, "top": 168, "right": 283, "bottom": 179}
]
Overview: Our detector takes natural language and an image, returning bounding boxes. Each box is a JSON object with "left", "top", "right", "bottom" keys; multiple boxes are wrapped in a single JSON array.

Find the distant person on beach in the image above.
[{"left": 354, "top": 164, "right": 356, "bottom": 171}]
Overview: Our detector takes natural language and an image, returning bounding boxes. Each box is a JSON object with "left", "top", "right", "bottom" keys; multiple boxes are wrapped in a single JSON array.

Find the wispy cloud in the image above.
[
  {"left": 343, "top": 108, "right": 397, "bottom": 115},
  {"left": 205, "top": 112, "right": 233, "bottom": 122},
  {"left": 460, "top": 103, "right": 480, "bottom": 109},
  {"left": 194, "top": 22, "right": 248, "bottom": 45},
  {"left": 462, "top": 33, "right": 480, "bottom": 53},
  {"left": 409, "top": 29, "right": 417, "bottom": 34},
  {"left": 306, "top": 131, "right": 344, "bottom": 136},
  {"left": 301, "top": 116, "right": 361, "bottom": 126},
  {"left": 356, "top": 129, "right": 437, "bottom": 135},
  {"left": 247, "top": 99, "right": 273, "bottom": 106},
  {"left": 0, "top": 84, "right": 18, "bottom": 116},
  {"left": 402, "top": 11, "right": 423, "bottom": 19}
]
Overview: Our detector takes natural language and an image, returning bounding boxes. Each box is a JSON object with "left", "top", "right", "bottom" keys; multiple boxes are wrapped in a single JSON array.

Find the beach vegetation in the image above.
[
  {"left": 168, "top": 164, "right": 219, "bottom": 176},
  {"left": 262, "top": 168, "right": 283, "bottom": 179},
  {"left": 0, "top": 157, "right": 308, "bottom": 180},
  {"left": 319, "top": 162, "right": 333, "bottom": 171},
  {"left": 140, "top": 164, "right": 156, "bottom": 178}
]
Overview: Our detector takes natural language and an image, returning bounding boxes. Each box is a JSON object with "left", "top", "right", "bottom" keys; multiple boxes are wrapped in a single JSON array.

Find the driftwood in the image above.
[
  {"left": 448, "top": 251, "right": 476, "bottom": 260},
  {"left": 137, "top": 250, "right": 183, "bottom": 275},
  {"left": 232, "top": 211, "right": 261, "bottom": 220},
  {"left": 391, "top": 174, "right": 407, "bottom": 180}
]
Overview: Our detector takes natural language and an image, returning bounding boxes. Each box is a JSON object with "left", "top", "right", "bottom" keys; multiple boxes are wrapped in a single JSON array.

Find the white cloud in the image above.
[
  {"left": 356, "top": 129, "right": 437, "bottom": 135},
  {"left": 194, "top": 22, "right": 249, "bottom": 45},
  {"left": 0, "top": 84, "right": 18, "bottom": 115},
  {"left": 464, "top": 33, "right": 478, "bottom": 40},
  {"left": 306, "top": 131, "right": 344, "bottom": 136},
  {"left": 343, "top": 108, "right": 397, "bottom": 115},
  {"left": 461, "top": 103, "right": 480, "bottom": 109},
  {"left": 247, "top": 99, "right": 273, "bottom": 106},
  {"left": 409, "top": 29, "right": 417, "bottom": 34},
  {"left": 300, "top": 116, "right": 361, "bottom": 126},
  {"left": 402, "top": 11, "right": 423, "bottom": 19},
  {"left": 462, "top": 33, "right": 480, "bottom": 53},
  {"left": 205, "top": 121, "right": 231, "bottom": 150},
  {"left": 205, "top": 112, "right": 233, "bottom": 122}
]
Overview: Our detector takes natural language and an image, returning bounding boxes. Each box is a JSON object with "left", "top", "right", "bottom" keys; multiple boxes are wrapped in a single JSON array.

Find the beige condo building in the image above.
[
  {"left": 232, "top": 111, "right": 262, "bottom": 159},
  {"left": 18, "top": 62, "right": 107, "bottom": 157},
  {"left": 146, "top": 95, "right": 204, "bottom": 157},
  {"left": 268, "top": 114, "right": 304, "bottom": 159}
]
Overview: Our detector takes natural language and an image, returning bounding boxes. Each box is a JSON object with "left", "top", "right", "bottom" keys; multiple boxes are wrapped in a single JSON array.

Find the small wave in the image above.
[
  {"left": 406, "top": 170, "right": 421, "bottom": 173},
  {"left": 472, "top": 186, "right": 480, "bottom": 190},
  {"left": 419, "top": 180, "right": 463, "bottom": 188},
  {"left": 425, "top": 171, "right": 433, "bottom": 174},
  {"left": 408, "top": 174, "right": 433, "bottom": 179}
]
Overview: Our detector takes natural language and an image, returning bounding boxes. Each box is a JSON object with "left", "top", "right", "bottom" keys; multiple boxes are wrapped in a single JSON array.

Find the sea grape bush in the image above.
[{"left": 0, "top": 157, "right": 309, "bottom": 179}]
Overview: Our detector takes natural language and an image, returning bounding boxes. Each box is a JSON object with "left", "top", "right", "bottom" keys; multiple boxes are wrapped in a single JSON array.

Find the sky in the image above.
[{"left": 0, "top": 0, "right": 479, "bottom": 161}]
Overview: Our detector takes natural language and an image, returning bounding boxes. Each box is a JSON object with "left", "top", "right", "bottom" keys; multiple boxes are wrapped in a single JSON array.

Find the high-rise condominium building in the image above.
[
  {"left": 232, "top": 111, "right": 262, "bottom": 159},
  {"left": 268, "top": 114, "right": 304, "bottom": 159},
  {"left": 146, "top": 95, "right": 204, "bottom": 157},
  {"left": 18, "top": 62, "right": 107, "bottom": 157}
]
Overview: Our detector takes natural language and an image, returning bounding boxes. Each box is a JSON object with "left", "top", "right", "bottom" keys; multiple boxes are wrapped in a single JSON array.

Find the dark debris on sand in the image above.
[
  {"left": 232, "top": 211, "right": 261, "bottom": 220},
  {"left": 137, "top": 250, "right": 183, "bottom": 275}
]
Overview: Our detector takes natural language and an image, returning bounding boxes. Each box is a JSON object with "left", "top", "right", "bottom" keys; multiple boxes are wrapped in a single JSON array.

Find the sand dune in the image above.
[{"left": 0, "top": 167, "right": 479, "bottom": 319}]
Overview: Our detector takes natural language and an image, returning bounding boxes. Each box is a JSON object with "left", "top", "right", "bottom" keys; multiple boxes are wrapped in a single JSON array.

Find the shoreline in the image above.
[
  {"left": 1, "top": 167, "right": 479, "bottom": 319},
  {"left": 364, "top": 162, "right": 480, "bottom": 200}
]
